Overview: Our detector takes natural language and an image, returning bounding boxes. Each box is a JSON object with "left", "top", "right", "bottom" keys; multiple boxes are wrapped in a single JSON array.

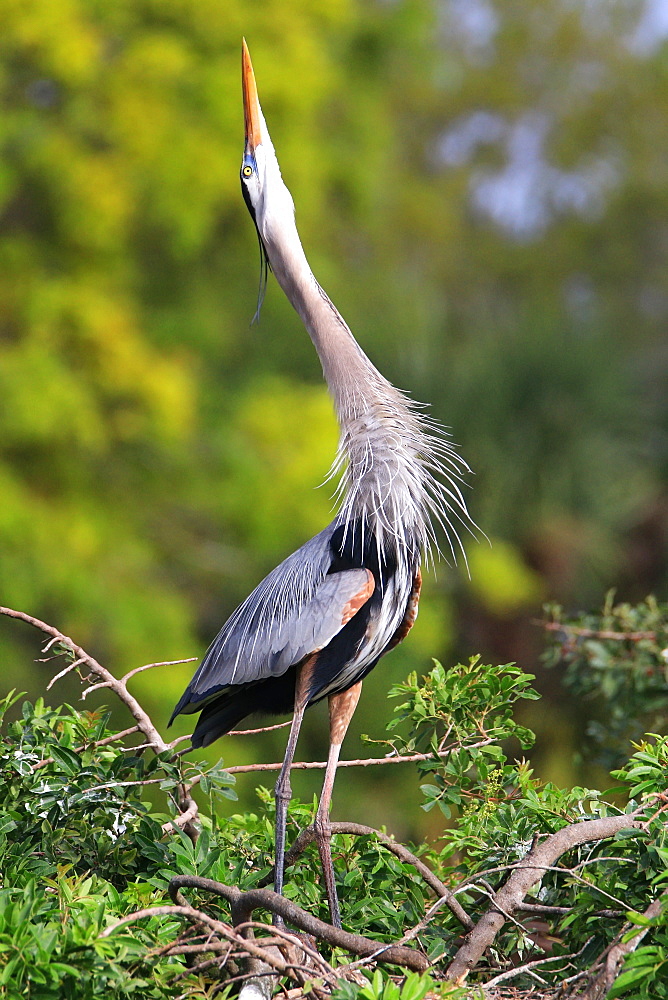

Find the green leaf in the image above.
[{"left": 48, "top": 744, "right": 83, "bottom": 775}]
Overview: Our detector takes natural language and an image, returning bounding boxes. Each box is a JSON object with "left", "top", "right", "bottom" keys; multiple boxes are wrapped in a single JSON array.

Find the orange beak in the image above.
[{"left": 242, "top": 38, "right": 262, "bottom": 153}]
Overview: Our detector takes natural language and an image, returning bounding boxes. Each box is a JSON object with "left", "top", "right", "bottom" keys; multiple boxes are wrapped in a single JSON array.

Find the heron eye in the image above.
[{"left": 242, "top": 164, "right": 253, "bottom": 178}]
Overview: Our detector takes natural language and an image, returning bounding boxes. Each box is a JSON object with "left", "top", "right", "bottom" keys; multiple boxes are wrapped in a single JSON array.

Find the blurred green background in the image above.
[{"left": 1, "top": 0, "right": 667, "bottom": 838}]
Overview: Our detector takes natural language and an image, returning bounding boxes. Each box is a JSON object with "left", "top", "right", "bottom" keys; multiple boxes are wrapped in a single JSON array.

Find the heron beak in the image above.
[{"left": 242, "top": 38, "right": 262, "bottom": 154}]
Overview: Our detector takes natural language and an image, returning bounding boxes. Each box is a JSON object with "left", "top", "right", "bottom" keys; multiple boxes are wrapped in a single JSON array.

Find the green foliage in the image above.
[
  {"left": 3, "top": 595, "right": 668, "bottom": 997},
  {"left": 1, "top": 1, "right": 667, "bottom": 993},
  {"left": 386, "top": 659, "right": 537, "bottom": 823},
  {"left": 607, "top": 933, "right": 668, "bottom": 1000},
  {"left": 330, "top": 969, "right": 461, "bottom": 1000},
  {"left": 0, "top": 696, "right": 200, "bottom": 997},
  {"left": 0, "top": 877, "right": 180, "bottom": 999},
  {"left": 543, "top": 594, "right": 668, "bottom": 767}
]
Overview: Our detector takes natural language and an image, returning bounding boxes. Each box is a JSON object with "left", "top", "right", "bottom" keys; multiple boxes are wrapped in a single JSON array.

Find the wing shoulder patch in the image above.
[{"left": 340, "top": 569, "right": 374, "bottom": 627}]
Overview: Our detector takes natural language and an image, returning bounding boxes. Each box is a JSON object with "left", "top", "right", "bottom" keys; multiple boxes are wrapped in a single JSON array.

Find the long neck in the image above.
[
  {"left": 265, "top": 223, "right": 382, "bottom": 413},
  {"left": 260, "top": 227, "right": 429, "bottom": 560},
  {"left": 262, "top": 216, "right": 471, "bottom": 564}
]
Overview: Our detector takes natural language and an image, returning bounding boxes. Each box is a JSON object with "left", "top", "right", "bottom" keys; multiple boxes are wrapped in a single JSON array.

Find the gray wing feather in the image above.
[
  {"left": 189, "top": 520, "right": 371, "bottom": 695},
  {"left": 263, "top": 568, "right": 372, "bottom": 676}
]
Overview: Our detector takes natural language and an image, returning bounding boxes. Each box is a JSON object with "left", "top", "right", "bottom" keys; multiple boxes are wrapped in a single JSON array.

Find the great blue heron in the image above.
[{"left": 171, "top": 40, "right": 475, "bottom": 928}]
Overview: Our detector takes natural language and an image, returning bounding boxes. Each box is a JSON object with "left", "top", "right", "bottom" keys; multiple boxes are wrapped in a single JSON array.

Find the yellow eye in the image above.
[{"left": 242, "top": 164, "right": 253, "bottom": 178}]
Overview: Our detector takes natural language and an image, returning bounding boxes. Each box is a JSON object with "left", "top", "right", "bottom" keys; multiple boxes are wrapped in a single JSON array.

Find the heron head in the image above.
[
  {"left": 240, "top": 39, "right": 298, "bottom": 321},
  {"left": 241, "top": 40, "right": 295, "bottom": 245}
]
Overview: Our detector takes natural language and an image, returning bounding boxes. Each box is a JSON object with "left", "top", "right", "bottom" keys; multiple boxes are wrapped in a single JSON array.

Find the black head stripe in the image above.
[{"left": 241, "top": 176, "right": 256, "bottom": 224}]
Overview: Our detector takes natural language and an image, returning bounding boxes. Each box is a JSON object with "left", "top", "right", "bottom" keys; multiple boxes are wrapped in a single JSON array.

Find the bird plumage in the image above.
[
  {"left": 170, "top": 40, "right": 476, "bottom": 925},
  {"left": 171, "top": 42, "right": 475, "bottom": 748},
  {"left": 171, "top": 514, "right": 417, "bottom": 747}
]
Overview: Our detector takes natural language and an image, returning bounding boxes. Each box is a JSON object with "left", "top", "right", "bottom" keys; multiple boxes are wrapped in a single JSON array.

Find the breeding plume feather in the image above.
[{"left": 170, "top": 40, "right": 477, "bottom": 929}]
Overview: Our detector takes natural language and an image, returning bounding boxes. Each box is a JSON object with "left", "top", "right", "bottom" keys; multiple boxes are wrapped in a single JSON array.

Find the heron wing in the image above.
[
  {"left": 174, "top": 522, "right": 375, "bottom": 714},
  {"left": 256, "top": 565, "right": 374, "bottom": 677}
]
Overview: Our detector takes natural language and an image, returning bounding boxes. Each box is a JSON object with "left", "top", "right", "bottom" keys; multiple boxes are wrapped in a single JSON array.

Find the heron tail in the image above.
[{"left": 189, "top": 690, "right": 256, "bottom": 748}]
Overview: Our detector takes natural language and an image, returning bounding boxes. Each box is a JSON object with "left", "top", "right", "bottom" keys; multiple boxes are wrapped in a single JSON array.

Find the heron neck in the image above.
[
  {"left": 264, "top": 222, "right": 430, "bottom": 561},
  {"left": 264, "top": 228, "right": 384, "bottom": 419}
]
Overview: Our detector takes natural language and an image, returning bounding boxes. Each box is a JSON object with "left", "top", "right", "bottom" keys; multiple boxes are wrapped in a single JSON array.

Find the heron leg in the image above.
[
  {"left": 273, "top": 658, "right": 315, "bottom": 925},
  {"left": 315, "top": 681, "right": 362, "bottom": 929},
  {"left": 273, "top": 704, "right": 305, "bottom": 908}
]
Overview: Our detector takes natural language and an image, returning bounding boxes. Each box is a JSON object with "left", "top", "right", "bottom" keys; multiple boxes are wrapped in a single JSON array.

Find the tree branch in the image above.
[
  {"left": 1, "top": 607, "right": 167, "bottom": 751},
  {"left": 162, "top": 797, "right": 199, "bottom": 834},
  {"left": 0, "top": 605, "right": 199, "bottom": 841},
  {"left": 445, "top": 809, "right": 647, "bottom": 984},
  {"left": 168, "top": 874, "right": 429, "bottom": 971},
  {"left": 224, "top": 741, "right": 492, "bottom": 775},
  {"left": 484, "top": 951, "right": 582, "bottom": 988},
  {"left": 102, "top": 904, "right": 302, "bottom": 981},
  {"left": 539, "top": 620, "right": 657, "bottom": 643},
  {"left": 573, "top": 889, "right": 668, "bottom": 1000}
]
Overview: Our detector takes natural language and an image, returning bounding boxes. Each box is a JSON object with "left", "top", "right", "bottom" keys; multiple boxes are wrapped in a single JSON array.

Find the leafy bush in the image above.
[{"left": 0, "top": 597, "right": 667, "bottom": 997}]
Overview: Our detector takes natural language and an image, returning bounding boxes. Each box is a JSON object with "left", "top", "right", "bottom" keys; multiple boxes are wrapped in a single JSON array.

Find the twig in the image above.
[
  {"left": 343, "top": 891, "right": 454, "bottom": 976},
  {"left": 539, "top": 620, "right": 657, "bottom": 642},
  {"left": 81, "top": 680, "right": 114, "bottom": 699},
  {"left": 517, "top": 902, "right": 624, "bottom": 919},
  {"left": 101, "top": 904, "right": 206, "bottom": 936},
  {"left": 1, "top": 607, "right": 167, "bottom": 752},
  {"left": 85, "top": 778, "right": 172, "bottom": 793},
  {"left": 517, "top": 902, "right": 571, "bottom": 916},
  {"left": 162, "top": 797, "right": 199, "bottom": 834},
  {"left": 167, "top": 734, "right": 194, "bottom": 750},
  {"left": 234, "top": 920, "right": 337, "bottom": 981},
  {"left": 31, "top": 725, "right": 142, "bottom": 771},
  {"left": 229, "top": 720, "right": 293, "bottom": 736},
  {"left": 102, "top": 905, "right": 286, "bottom": 970},
  {"left": 46, "top": 656, "right": 86, "bottom": 691},
  {"left": 484, "top": 945, "right": 590, "bottom": 988},
  {"left": 444, "top": 808, "right": 647, "bottom": 984},
  {"left": 458, "top": 859, "right": 637, "bottom": 914},
  {"left": 225, "top": 741, "right": 492, "bottom": 775},
  {"left": 120, "top": 657, "right": 197, "bottom": 685}
]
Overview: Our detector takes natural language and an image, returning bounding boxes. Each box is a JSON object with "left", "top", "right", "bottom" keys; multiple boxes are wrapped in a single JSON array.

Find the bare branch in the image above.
[
  {"left": 102, "top": 905, "right": 286, "bottom": 970},
  {"left": 101, "top": 902, "right": 309, "bottom": 988},
  {"left": 539, "top": 620, "right": 657, "bottom": 643},
  {"left": 46, "top": 656, "right": 86, "bottom": 690},
  {"left": 84, "top": 777, "right": 169, "bottom": 793},
  {"left": 517, "top": 901, "right": 624, "bottom": 919},
  {"left": 169, "top": 874, "right": 429, "bottom": 971},
  {"left": 225, "top": 741, "right": 492, "bottom": 776},
  {"left": 0, "top": 606, "right": 199, "bottom": 840},
  {"left": 229, "top": 720, "right": 293, "bottom": 736},
  {"left": 162, "top": 797, "right": 199, "bottom": 835},
  {"left": 101, "top": 904, "right": 198, "bottom": 935},
  {"left": 81, "top": 680, "right": 114, "bottom": 699},
  {"left": 167, "top": 734, "right": 194, "bottom": 750},
  {"left": 485, "top": 951, "right": 581, "bottom": 988},
  {"left": 120, "top": 657, "right": 197, "bottom": 685},
  {"left": 445, "top": 808, "right": 647, "bottom": 984},
  {"left": 1, "top": 607, "right": 168, "bottom": 752},
  {"left": 343, "top": 891, "right": 456, "bottom": 976},
  {"left": 31, "top": 725, "right": 142, "bottom": 772}
]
